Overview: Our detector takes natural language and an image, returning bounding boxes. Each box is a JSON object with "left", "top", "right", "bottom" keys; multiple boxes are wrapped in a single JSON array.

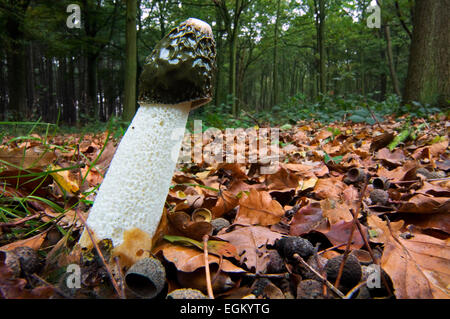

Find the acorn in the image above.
[
  {"left": 372, "top": 177, "right": 391, "bottom": 190},
  {"left": 12, "top": 246, "right": 41, "bottom": 275},
  {"left": 166, "top": 288, "right": 208, "bottom": 299},
  {"left": 344, "top": 167, "right": 367, "bottom": 184},
  {"left": 369, "top": 189, "right": 389, "bottom": 206},
  {"left": 276, "top": 236, "right": 314, "bottom": 261},
  {"left": 125, "top": 257, "right": 166, "bottom": 299},
  {"left": 324, "top": 254, "right": 362, "bottom": 292}
]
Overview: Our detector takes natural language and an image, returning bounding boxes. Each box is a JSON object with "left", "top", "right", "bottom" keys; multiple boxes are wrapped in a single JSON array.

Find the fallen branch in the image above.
[
  {"left": 203, "top": 234, "right": 214, "bottom": 299},
  {"left": 293, "top": 253, "right": 345, "bottom": 299}
]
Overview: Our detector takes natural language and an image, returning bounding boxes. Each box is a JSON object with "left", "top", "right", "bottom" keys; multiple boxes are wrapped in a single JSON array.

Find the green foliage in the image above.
[{"left": 189, "top": 92, "right": 444, "bottom": 129}]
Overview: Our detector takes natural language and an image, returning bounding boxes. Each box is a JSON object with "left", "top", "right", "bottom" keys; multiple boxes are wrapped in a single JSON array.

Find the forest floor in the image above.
[{"left": 0, "top": 113, "right": 449, "bottom": 299}]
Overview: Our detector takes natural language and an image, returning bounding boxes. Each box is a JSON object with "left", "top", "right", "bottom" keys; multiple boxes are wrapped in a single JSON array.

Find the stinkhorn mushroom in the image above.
[{"left": 79, "top": 18, "right": 216, "bottom": 267}]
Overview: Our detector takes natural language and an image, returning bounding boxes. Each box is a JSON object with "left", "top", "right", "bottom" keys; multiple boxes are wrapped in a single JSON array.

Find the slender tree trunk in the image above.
[
  {"left": 6, "top": 15, "right": 28, "bottom": 120},
  {"left": 404, "top": 0, "right": 450, "bottom": 106},
  {"left": 214, "top": 8, "right": 225, "bottom": 107},
  {"left": 384, "top": 25, "right": 401, "bottom": 97},
  {"left": 86, "top": 54, "right": 98, "bottom": 120},
  {"left": 47, "top": 57, "right": 56, "bottom": 122},
  {"left": 378, "top": 29, "right": 387, "bottom": 101},
  {"left": 318, "top": 0, "right": 326, "bottom": 95},
  {"left": 26, "top": 43, "right": 35, "bottom": 115},
  {"left": 230, "top": 28, "right": 238, "bottom": 117},
  {"left": 272, "top": 0, "right": 281, "bottom": 106},
  {"left": 123, "top": 0, "right": 137, "bottom": 122}
]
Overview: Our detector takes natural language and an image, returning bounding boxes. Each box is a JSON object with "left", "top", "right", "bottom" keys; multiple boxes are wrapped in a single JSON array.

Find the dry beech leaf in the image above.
[
  {"left": 400, "top": 213, "right": 450, "bottom": 234},
  {"left": 211, "top": 190, "right": 239, "bottom": 218},
  {"left": 0, "top": 231, "right": 47, "bottom": 251},
  {"left": 217, "top": 225, "right": 283, "bottom": 272},
  {"left": 322, "top": 220, "right": 368, "bottom": 250},
  {"left": 375, "top": 148, "right": 406, "bottom": 166},
  {"left": 161, "top": 244, "right": 245, "bottom": 273},
  {"left": 398, "top": 194, "right": 450, "bottom": 214},
  {"left": 289, "top": 201, "right": 327, "bottom": 236},
  {"left": 0, "top": 146, "right": 56, "bottom": 169},
  {"left": 367, "top": 215, "right": 450, "bottom": 298},
  {"left": 0, "top": 169, "right": 52, "bottom": 196},
  {"left": 234, "top": 188, "right": 284, "bottom": 226},
  {"left": 320, "top": 199, "right": 354, "bottom": 224},
  {"left": 265, "top": 166, "right": 300, "bottom": 192},
  {"left": 312, "top": 177, "right": 346, "bottom": 200},
  {"left": 370, "top": 132, "right": 395, "bottom": 152}
]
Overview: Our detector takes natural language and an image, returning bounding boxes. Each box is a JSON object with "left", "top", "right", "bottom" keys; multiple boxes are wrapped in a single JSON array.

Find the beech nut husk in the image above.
[
  {"left": 125, "top": 257, "right": 166, "bottom": 298},
  {"left": 344, "top": 167, "right": 367, "bottom": 184}
]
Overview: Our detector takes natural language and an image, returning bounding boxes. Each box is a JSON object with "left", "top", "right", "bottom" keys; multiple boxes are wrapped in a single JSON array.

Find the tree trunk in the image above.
[
  {"left": 318, "top": 0, "right": 327, "bottom": 95},
  {"left": 230, "top": 28, "right": 238, "bottom": 117},
  {"left": 6, "top": 9, "right": 28, "bottom": 120},
  {"left": 272, "top": 0, "right": 281, "bottom": 106},
  {"left": 214, "top": 7, "right": 225, "bottom": 107},
  {"left": 384, "top": 25, "right": 401, "bottom": 97},
  {"left": 123, "top": 0, "right": 137, "bottom": 122},
  {"left": 404, "top": 0, "right": 449, "bottom": 106},
  {"left": 86, "top": 54, "right": 98, "bottom": 120}
]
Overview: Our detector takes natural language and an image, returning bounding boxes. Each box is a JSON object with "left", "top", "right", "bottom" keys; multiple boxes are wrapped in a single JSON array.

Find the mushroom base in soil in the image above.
[{"left": 78, "top": 18, "right": 216, "bottom": 269}]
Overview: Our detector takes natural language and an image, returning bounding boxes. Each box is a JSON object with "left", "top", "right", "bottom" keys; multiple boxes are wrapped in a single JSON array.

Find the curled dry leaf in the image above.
[
  {"left": 367, "top": 215, "right": 450, "bottom": 299},
  {"left": 217, "top": 225, "right": 283, "bottom": 272},
  {"left": 0, "top": 231, "right": 47, "bottom": 251},
  {"left": 289, "top": 201, "right": 327, "bottom": 236},
  {"left": 375, "top": 148, "right": 406, "bottom": 167},
  {"left": 211, "top": 190, "right": 239, "bottom": 218},
  {"left": 265, "top": 166, "right": 300, "bottom": 192},
  {"left": 161, "top": 243, "right": 245, "bottom": 273},
  {"left": 0, "top": 146, "right": 56, "bottom": 169},
  {"left": 234, "top": 188, "right": 285, "bottom": 226},
  {"left": 322, "top": 220, "right": 368, "bottom": 250},
  {"left": 312, "top": 177, "right": 346, "bottom": 200},
  {"left": 320, "top": 199, "right": 354, "bottom": 224},
  {"left": 398, "top": 194, "right": 450, "bottom": 214}
]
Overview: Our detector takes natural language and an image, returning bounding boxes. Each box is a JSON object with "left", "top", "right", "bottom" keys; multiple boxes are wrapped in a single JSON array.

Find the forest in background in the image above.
[{"left": 0, "top": 0, "right": 448, "bottom": 129}]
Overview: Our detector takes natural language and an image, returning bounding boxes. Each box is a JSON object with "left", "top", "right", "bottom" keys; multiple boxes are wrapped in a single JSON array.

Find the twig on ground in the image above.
[
  {"left": 317, "top": 242, "right": 350, "bottom": 255},
  {"left": 344, "top": 281, "right": 367, "bottom": 299},
  {"left": 203, "top": 234, "right": 214, "bottom": 299},
  {"left": 75, "top": 209, "right": 124, "bottom": 299},
  {"left": 293, "top": 253, "right": 345, "bottom": 299},
  {"left": 31, "top": 273, "right": 72, "bottom": 299},
  {"left": 334, "top": 179, "right": 368, "bottom": 289}
]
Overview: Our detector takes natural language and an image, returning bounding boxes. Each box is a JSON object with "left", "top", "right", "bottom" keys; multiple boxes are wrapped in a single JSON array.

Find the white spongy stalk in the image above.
[{"left": 83, "top": 103, "right": 191, "bottom": 247}]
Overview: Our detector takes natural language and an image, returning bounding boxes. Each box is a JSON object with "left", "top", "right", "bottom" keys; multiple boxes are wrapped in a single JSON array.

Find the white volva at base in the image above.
[{"left": 80, "top": 102, "right": 191, "bottom": 247}]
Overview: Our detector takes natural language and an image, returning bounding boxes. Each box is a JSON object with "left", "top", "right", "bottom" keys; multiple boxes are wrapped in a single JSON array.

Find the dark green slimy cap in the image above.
[{"left": 138, "top": 18, "right": 216, "bottom": 109}]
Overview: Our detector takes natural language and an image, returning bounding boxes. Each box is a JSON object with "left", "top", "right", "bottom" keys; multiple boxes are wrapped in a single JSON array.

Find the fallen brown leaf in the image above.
[{"left": 234, "top": 188, "right": 285, "bottom": 226}]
